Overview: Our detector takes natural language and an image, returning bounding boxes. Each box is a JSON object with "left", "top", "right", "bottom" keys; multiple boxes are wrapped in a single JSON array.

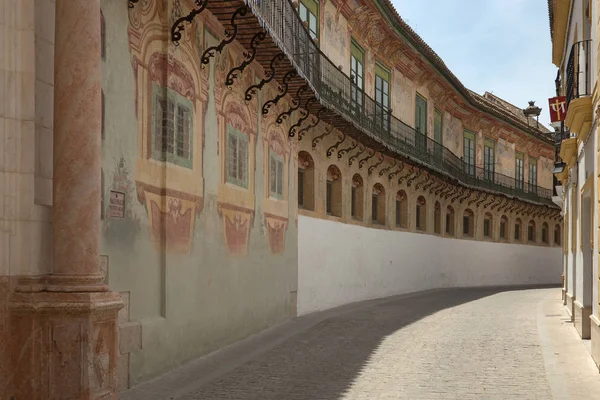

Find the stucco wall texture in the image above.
[{"left": 298, "top": 216, "right": 562, "bottom": 316}]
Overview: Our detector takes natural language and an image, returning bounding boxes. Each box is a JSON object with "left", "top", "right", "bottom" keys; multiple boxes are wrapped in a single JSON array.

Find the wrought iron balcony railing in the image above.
[
  {"left": 245, "top": 0, "right": 553, "bottom": 203},
  {"left": 566, "top": 39, "right": 592, "bottom": 108}
]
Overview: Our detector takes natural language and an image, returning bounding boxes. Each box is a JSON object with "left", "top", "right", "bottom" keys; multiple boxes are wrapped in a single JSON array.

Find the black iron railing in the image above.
[
  {"left": 566, "top": 40, "right": 592, "bottom": 108},
  {"left": 246, "top": 0, "right": 553, "bottom": 202}
]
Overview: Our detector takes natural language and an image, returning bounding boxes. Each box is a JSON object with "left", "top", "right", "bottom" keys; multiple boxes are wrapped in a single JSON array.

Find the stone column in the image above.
[
  {"left": 50, "top": 0, "right": 104, "bottom": 290},
  {"left": 7, "top": 1, "right": 122, "bottom": 398}
]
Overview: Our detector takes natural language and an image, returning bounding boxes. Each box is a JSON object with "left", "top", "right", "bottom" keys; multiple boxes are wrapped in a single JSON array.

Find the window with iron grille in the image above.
[
  {"left": 463, "top": 130, "right": 475, "bottom": 176},
  {"left": 152, "top": 85, "right": 193, "bottom": 168},
  {"left": 226, "top": 126, "right": 248, "bottom": 188},
  {"left": 375, "top": 63, "right": 391, "bottom": 132},
  {"left": 528, "top": 158, "right": 537, "bottom": 193},
  {"left": 350, "top": 40, "right": 364, "bottom": 112},
  {"left": 484, "top": 138, "right": 495, "bottom": 181},
  {"left": 515, "top": 152, "right": 524, "bottom": 190},
  {"left": 299, "top": 0, "right": 319, "bottom": 40}
]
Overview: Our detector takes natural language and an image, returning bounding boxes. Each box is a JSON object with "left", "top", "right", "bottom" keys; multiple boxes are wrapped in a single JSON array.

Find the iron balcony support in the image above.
[
  {"left": 368, "top": 154, "right": 385, "bottom": 175},
  {"left": 407, "top": 168, "right": 423, "bottom": 187},
  {"left": 378, "top": 160, "right": 396, "bottom": 178},
  {"left": 349, "top": 145, "right": 366, "bottom": 166},
  {"left": 276, "top": 84, "right": 308, "bottom": 124},
  {"left": 337, "top": 139, "right": 358, "bottom": 160},
  {"left": 389, "top": 162, "right": 405, "bottom": 180},
  {"left": 263, "top": 69, "right": 297, "bottom": 116},
  {"left": 200, "top": 5, "right": 248, "bottom": 67},
  {"left": 293, "top": 100, "right": 320, "bottom": 139},
  {"left": 358, "top": 149, "right": 376, "bottom": 170},
  {"left": 311, "top": 124, "right": 334, "bottom": 148},
  {"left": 245, "top": 53, "right": 286, "bottom": 102},
  {"left": 226, "top": 30, "right": 267, "bottom": 87},
  {"left": 171, "top": 0, "right": 209, "bottom": 45},
  {"left": 326, "top": 131, "right": 346, "bottom": 158}
]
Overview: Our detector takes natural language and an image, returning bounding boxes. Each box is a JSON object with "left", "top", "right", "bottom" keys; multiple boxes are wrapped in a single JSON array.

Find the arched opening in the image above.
[
  {"left": 463, "top": 208, "right": 474, "bottom": 238},
  {"left": 446, "top": 205, "right": 455, "bottom": 236},
  {"left": 554, "top": 224, "right": 561, "bottom": 246},
  {"left": 351, "top": 174, "right": 364, "bottom": 221},
  {"left": 434, "top": 201, "right": 441, "bottom": 234},
  {"left": 298, "top": 151, "right": 315, "bottom": 211},
  {"left": 395, "top": 190, "right": 408, "bottom": 228},
  {"left": 326, "top": 165, "right": 342, "bottom": 217},
  {"left": 542, "top": 222, "right": 549, "bottom": 245},
  {"left": 416, "top": 196, "right": 427, "bottom": 231},
  {"left": 528, "top": 220, "right": 536, "bottom": 243},
  {"left": 371, "top": 183, "right": 386, "bottom": 225},
  {"left": 514, "top": 218, "right": 522, "bottom": 242},
  {"left": 483, "top": 212, "right": 493, "bottom": 239},
  {"left": 499, "top": 215, "right": 508, "bottom": 241}
]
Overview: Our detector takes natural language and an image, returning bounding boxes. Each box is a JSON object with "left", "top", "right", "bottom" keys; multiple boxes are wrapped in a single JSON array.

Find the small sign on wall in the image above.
[{"left": 108, "top": 190, "right": 125, "bottom": 219}]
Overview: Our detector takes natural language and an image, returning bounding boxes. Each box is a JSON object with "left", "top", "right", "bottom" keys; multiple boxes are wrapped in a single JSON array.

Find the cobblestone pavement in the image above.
[{"left": 122, "top": 288, "right": 600, "bottom": 400}]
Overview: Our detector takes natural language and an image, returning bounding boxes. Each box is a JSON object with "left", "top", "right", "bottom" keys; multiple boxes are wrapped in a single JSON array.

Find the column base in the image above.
[
  {"left": 5, "top": 283, "right": 123, "bottom": 400},
  {"left": 591, "top": 315, "right": 600, "bottom": 372},
  {"left": 565, "top": 292, "right": 575, "bottom": 321},
  {"left": 574, "top": 300, "right": 592, "bottom": 339}
]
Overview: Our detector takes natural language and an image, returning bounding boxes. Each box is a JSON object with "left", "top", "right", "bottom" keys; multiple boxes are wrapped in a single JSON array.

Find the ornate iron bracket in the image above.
[
  {"left": 263, "top": 70, "right": 297, "bottom": 116},
  {"left": 450, "top": 187, "right": 465, "bottom": 203},
  {"left": 358, "top": 149, "right": 376, "bottom": 170},
  {"left": 338, "top": 139, "right": 358, "bottom": 159},
  {"left": 440, "top": 185, "right": 453, "bottom": 199},
  {"left": 245, "top": 53, "right": 285, "bottom": 102},
  {"left": 379, "top": 160, "right": 396, "bottom": 177},
  {"left": 477, "top": 193, "right": 489, "bottom": 207},
  {"left": 435, "top": 182, "right": 448, "bottom": 196},
  {"left": 326, "top": 131, "right": 346, "bottom": 158},
  {"left": 492, "top": 197, "right": 506, "bottom": 211},
  {"left": 276, "top": 84, "right": 308, "bottom": 124},
  {"left": 423, "top": 177, "right": 437, "bottom": 192},
  {"left": 415, "top": 171, "right": 430, "bottom": 190},
  {"left": 171, "top": 0, "right": 208, "bottom": 45},
  {"left": 459, "top": 189, "right": 473, "bottom": 203},
  {"left": 468, "top": 191, "right": 482, "bottom": 206},
  {"left": 483, "top": 196, "right": 496, "bottom": 209},
  {"left": 407, "top": 168, "right": 423, "bottom": 187},
  {"left": 201, "top": 5, "right": 248, "bottom": 66},
  {"left": 429, "top": 181, "right": 443, "bottom": 194},
  {"left": 312, "top": 125, "right": 334, "bottom": 149},
  {"left": 389, "top": 162, "right": 405, "bottom": 180},
  {"left": 293, "top": 102, "right": 322, "bottom": 139},
  {"left": 349, "top": 145, "right": 366, "bottom": 166},
  {"left": 398, "top": 166, "right": 414, "bottom": 185},
  {"left": 226, "top": 30, "right": 267, "bottom": 87},
  {"left": 368, "top": 154, "right": 385, "bottom": 175}
]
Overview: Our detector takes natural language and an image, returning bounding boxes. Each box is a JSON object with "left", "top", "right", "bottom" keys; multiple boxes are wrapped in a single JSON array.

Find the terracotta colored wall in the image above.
[{"left": 100, "top": 2, "right": 298, "bottom": 387}]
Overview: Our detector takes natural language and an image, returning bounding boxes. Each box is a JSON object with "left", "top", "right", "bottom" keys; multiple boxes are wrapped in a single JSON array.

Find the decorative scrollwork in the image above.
[
  {"left": 276, "top": 84, "right": 308, "bottom": 124},
  {"left": 379, "top": 160, "right": 396, "bottom": 177},
  {"left": 262, "top": 70, "right": 297, "bottom": 115},
  {"left": 430, "top": 181, "right": 443, "bottom": 194},
  {"left": 459, "top": 189, "right": 473, "bottom": 203},
  {"left": 226, "top": 30, "right": 267, "bottom": 87},
  {"left": 245, "top": 53, "right": 285, "bottom": 102},
  {"left": 477, "top": 193, "right": 489, "bottom": 207},
  {"left": 358, "top": 149, "right": 376, "bottom": 170},
  {"left": 415, "top": 171, "right": 430, "bottom": 190},
  {"left": 349, "top": 145, "right": 366, "bottom": 166},
  {"left": 312, "top": 125, "right": 334, "bottom": 149},
  {"left": 338, "top": 139, "right": 358, "bottom": 159},
  {"left": 492, "top": 197, "right": 506, "bottom": 211},
  {"left": 129, "top": 0, "right": 140, "bottom": 8},
  {"left": 450, "top": 187, "right": 465, "bottom": 203},
  {"left": 368, "top": 154, "right": 385, "bottom": 175},
  {"left": 326, "top": 131, "right": 346, "bottom": 158},
  {"left": 468, "top": 191, "right": 482, "bottom": 206},
  {"left": 295, "top": 103, "right": 323, "bottom": 139},
  {"left": 398, "top": 166, "right": 414, "bottom": 185},
  {"left": 201, "top": 5, "right": 248, "bottom": 66},
  {"left": 389, "top": 162, "right": 405, "bottom": 180},
  {"left": 483, "top": 196, "right": 496, "bottom": 209},
  {"left": 423, "top": 177, "right": 437, "bottom": 192},
  {"left": 407, "top": 168, "right": 423, "bottom": 187},
  {"left": 171, "top": 0, "right": 208, "bottom": 45}
]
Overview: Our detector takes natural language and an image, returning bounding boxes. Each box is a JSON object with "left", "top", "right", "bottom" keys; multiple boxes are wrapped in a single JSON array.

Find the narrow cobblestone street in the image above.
[{"left": 122, "top": 288, "right": 600, "bottom": 400}]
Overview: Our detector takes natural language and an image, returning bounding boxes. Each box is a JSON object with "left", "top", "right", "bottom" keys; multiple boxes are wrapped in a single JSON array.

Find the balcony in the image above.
[
  {"left": 565, "top": 40, "right": 593, "bottom": 139},
  {"left": 178, "top": 0, "right": 555, "bottom": 205}
]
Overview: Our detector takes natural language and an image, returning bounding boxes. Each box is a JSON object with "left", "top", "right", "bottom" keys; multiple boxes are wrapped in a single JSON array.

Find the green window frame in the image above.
[
  {"left": 350, "top": 40, "right": 365, "bottom": 109},
  {"left": 434, "top": 109, "right": 443, "bottom": 144},
  {"left": 226, "top": 125, "right": 249, "bottom": 189},
  {"left": 515, "top": 152, "right": 524, "bottom": 190},
  {"left": 299, "top": 0, "right": 319, "bottom": 40},
  {"left": 483, "top": 138, "right": 495, "bottom": 182},
  {"left": 463, "top": 130, "right": 476, "bottom": 176},
  {"left": 375, "top": 62, "right": 391, "bottom": 131},
  {"left": 528, "top": 157, "right": 537, "bottom": 192},
  {"left": 269, "top": 150, "right": 284, "bottom": 199},
  {"left": 152, "top": 84, "right": 194, "bottom": 169}
]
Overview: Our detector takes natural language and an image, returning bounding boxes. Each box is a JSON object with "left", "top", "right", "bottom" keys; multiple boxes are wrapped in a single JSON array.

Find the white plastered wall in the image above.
[{"left": 298, "top": 216, "right": 562, "bottom": 316}]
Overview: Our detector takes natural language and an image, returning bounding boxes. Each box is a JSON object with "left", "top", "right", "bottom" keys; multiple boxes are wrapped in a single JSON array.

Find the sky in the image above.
[{"left": 392, "top": 0, "right": 557, "bottom": 128}]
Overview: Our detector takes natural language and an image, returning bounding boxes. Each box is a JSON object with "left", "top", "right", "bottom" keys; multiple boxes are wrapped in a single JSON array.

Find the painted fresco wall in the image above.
[
  {"left": 100, "top": 1, "right": 298, "bottom": 386},
  {"left": 298, "top": 216, "right": 562, "bottom": 316}
]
